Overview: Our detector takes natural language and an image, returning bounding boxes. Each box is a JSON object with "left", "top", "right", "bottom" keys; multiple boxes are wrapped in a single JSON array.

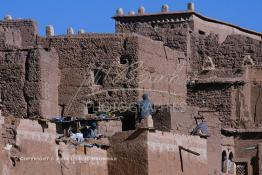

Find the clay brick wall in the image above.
[
  {"left": 136, "top": 35, "right": 187, "bottom": 107},
  {"left": 115, "top": 14, "right": 193, "bottom": 53},
  {"left": 45, "top": 34, "right": 140, "bottom": 117},
  {"left": 108, "top": 131, "right": 148, "bottom": 175},
  {"left": 98, "top": 120, "right": 122, "bottom": 137},
  {"left": 187, "top": 83, "right": 232, "bottom": 124},
  {"left": 38, "top": 48, "right": 60, "bottom": 119},
  {"left": 251, "top": 82, "right": 262, "bottom": 124},
  {"left": 192, "top": 15, "right": 262, "bottom": 44},
  {"left": 152, "top": 105, "right": 172, "bottom": 132},
  {"left": 234, "top": 134, "right": 262, "bottom": 174},
  {"left": 0, "top": 19, "right": 37, "bottom": 49},
  {"left": 190, "top": 33, "right": 262, "bottom": 74},
  {"left": 24, "top": 48, "right": 59, "bottom": 119},
  {"left": 0, "top": 118, "right": 109, "bottom": 175},
  {"left": 0, "top": 48, "right": 59, "bottom": 119},
  {"left": 234, "top": 134, "right": 262, "bottom": 160},
  {"left": 0, "top": 19, "right": 59, "bottom": 119},
  {"left": 108, "top": 130, "right": 207, "bottom": 175},
  {"left": 147, "top": 131, "right": 207, "bottom": 175},
  {"left": 258, "top": 143, "right": 262, "bottom": 175},
  {"left": 0, "top": 50, "right": 28, "bottom": 117}
]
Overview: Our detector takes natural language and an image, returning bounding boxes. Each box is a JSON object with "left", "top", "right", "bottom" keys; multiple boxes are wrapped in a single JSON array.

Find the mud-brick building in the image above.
[{"left": 0, "top": 2, "right": 262, "bottom": 175}]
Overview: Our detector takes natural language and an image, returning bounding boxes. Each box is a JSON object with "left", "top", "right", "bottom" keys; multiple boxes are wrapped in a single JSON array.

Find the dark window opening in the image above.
[
  {"left": 120, "top": 55, "right": 132, "bottom": 65},
  {"left": 94, "top": 69, "right": 105, "bottom": 85},
  {"left": 108, "top": 91, "right": 113, "bottom": 97},
  {"left": 199, "top": 30, "right": 206, "bottom": 35},
  {"left": 120, "top": 55, "right": 128, "bottom": 64},
  {"left": 115, "top": 110, "right": 136, "bottom": 131},
  {"left": 222, "top": 151, "right": 227, "bottom": 173},
  {"left": 88, "top": 101, "right": 99, "bottom": 114},
  {"left": 236, "top": 162, "right": 248, "bottom": 175},
  {"left": 123, "top": 83, "right": 128, "bottom": 89}
]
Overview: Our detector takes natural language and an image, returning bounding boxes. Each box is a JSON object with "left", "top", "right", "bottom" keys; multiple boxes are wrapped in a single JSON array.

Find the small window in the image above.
[
  {"left": 199, "top": 30, "right": 206, "bottom": 35},
  {"left": 120, "top": 55, "right": 132, "bottom": 65},
  {"left": 108, "top": 91, "right": 113, "bottom": 97},
  {"left": 222, "top": 151, "right": 227, "bottom": 173},
  {"left": 93, "top": 69, "right": 105, "bottom": 85},
  {"left": 87, "top": 101, "right": 99, "bottom": 114},
  {"left": 120, "top": 55, "right": 128, "bottom": 64}
]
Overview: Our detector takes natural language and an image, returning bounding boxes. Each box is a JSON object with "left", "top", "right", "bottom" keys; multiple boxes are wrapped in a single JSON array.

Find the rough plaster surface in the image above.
[{"left": 0, "top": 9, "right": 261, "bottom": 175}]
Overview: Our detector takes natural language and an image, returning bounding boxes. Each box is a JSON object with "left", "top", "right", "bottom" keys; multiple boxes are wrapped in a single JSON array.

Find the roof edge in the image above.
[{"left": 113, "top": 11, "right": 262, "bottom": 37}]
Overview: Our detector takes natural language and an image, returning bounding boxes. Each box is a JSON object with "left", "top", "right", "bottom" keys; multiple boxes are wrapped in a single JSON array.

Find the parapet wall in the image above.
[
  {"left": 0, "top": 19, "right": 37, "bottom": 49},
  {"left": 0, "top": 117, "right": 109, "bottom": 175},
  {"left": 148, "top": 131, "right": 207, "bottom": 175},
  {"left": 107, "top": 130, "right": 207, "bottom": 175}
]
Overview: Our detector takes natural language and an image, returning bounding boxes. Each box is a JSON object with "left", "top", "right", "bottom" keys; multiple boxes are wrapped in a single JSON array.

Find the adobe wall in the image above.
[
  {"left": 108, "top": 130, "right": 207, "bottom": 175},
  {"left": 147, "top": 131, "right": 207, "bottom": 175},
  {"left": 98, "top": 120, "right": 122, "bottom": 137},
  {"left": 115, "top": 15, "right": 192, "bottom": 53},
  {"left": 251, "top": 84, "right": 262, "bottom": 124},
  {"left": 258, "top": 143, "right": 262, "bottom": 175},
  {"left": 171, "top": 109, "right": 224, "bottom": 174},
  {"left": 38, "top": 48, "right": 60, "bottom": 118},
  {"left": 136, "top": 35, "right": 187, "bottom": 107},
  {"left": 187, "top": 83, "right": 233, "bottom": 124},
  {"left": 0, "top": 49, "right": 28, "bottom": 117},
  {"left": 107, "top": 131, "right": 148, "bottom": 175},
  {"left": 41, "top": 34, "right": 140, "bottom": 117},
  {"left": 233, "top": 134, "right": 262, "bottom": 174},
  {"left": 189, "top": 32, "right": 262, "bottom": 74},
  {"left": 0, "top": 19, "right": 37, "bottom": 49},
  {"left": 234, "top": 134, "right": 262, "bottom": 161},
  {"left": 0, "top": 48, "right": 59, "bottom": 119},
  {"left": 192, "top": 15, "right": 262, "bottom": 44},
  {"left": 0, "top": 117, "right": 109, "bottom": 175},
  {"left": 0, "top": 19, "right": 59, "bottom": 119}
]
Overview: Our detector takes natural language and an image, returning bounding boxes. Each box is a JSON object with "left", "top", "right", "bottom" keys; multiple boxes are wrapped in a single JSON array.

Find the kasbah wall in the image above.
[{"left": 0, "top": 2, "right": 262, "bottom": 175}]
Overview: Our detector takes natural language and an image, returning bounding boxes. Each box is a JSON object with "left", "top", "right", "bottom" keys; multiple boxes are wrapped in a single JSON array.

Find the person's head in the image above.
[
  {"left": 142, "top": 93, "right": 149, "bottom": 100},
  {"left": 90, "top": 121, "right": 97, "bottom": 129}
]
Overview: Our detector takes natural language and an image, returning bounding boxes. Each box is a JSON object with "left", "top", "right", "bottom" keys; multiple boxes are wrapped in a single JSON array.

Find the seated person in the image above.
[
  {"left": 83, "top": 121, "right": 102, "bottom": 139},
  {"left": 191, "top": 121, "right": 209, "bottom": 137}
]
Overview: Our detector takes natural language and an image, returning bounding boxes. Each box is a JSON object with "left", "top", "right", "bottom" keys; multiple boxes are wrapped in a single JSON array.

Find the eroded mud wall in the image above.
[{"left": 42, "top": 34, "right": 140, "bottom": 117}]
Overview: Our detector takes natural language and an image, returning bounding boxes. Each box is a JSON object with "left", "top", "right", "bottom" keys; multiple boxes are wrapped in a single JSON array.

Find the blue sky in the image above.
[{"left": 0, "top": 0, "right": 261, "bottom": 36}]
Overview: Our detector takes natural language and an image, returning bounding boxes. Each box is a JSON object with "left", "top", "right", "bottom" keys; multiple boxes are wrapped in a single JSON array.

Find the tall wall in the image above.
[
  {"left": 136, "top": 35, "right": 187, "bottom": 106},
  {"left": 0, "top": 19, "right": 59, "bottom": 119},
  {"left": 38, "top": 48, "right": 60, "bottom": 118},
  {"left": 0, "top": 49, "right": 28, "bottom": 117},
  {"left": 43, "top": 34, "right": 140, "bottom": 117}
]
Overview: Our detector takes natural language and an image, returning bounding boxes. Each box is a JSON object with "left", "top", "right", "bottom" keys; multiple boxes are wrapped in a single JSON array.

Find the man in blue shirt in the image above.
[{"left": 138, "top": 94, "right": 153, "bottom": 121}]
